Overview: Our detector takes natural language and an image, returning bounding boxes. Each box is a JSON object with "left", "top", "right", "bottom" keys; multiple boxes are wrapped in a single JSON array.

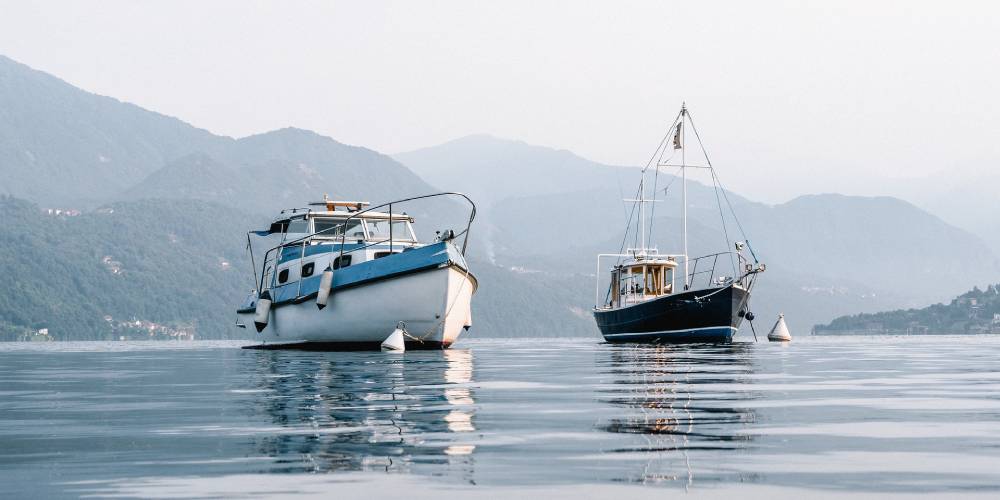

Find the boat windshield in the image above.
[
  {"left": 365, "top": 219, "right": 415, "bottom": 241},
  {"left": 313, "top": 218, "right": 364, "bottom": 239}
]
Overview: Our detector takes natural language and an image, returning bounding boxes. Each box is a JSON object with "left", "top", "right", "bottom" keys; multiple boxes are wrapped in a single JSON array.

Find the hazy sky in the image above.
[{"left": 1, "top": 1, "right": 998, "bottom": 202}]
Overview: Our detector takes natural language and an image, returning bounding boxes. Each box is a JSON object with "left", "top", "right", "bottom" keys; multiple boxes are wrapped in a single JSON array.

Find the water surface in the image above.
[{"left": 1, "top": 336, "right": 998, "bottom": 498}]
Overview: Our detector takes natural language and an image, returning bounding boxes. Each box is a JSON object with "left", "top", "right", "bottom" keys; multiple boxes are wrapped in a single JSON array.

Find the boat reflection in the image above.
[
  {"left": 241, "top": 349, "right": 477, "bottom": 480},
  {"left": 596, "top": 343, "right": 759, "bottom": 485}
]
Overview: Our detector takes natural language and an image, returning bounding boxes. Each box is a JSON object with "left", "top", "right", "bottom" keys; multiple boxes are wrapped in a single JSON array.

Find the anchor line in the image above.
[{"left": 405, "top": 263, "right": 474, "bottom": 343}]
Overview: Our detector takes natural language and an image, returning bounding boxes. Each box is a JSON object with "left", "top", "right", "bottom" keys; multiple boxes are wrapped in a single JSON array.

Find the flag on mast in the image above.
[{"left": 672, "top": 122, "right": 683, "bottom": 150}]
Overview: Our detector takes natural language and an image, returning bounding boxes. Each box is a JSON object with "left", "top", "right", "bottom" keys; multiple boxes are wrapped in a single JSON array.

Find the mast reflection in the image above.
[
  {"left": 596, "top": 343, "right": 759, "bottom": 486},
  {"left": 242, "top": 349, "right": 477, "bottom": 480}
]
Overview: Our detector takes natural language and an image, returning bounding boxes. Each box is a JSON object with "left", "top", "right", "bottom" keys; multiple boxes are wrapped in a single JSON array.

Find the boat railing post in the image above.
[
  {"left": 296, "top": 238, "right": 306, "bottom": 298},
  {"left": 246, "top": 232, "right": 259, "bottom": 294},
  {"left": 710, "top": 254, "right": 719, "bottom": 287},
  {"left": 688, "top": 257, "right": 698, "bottom": 290}
]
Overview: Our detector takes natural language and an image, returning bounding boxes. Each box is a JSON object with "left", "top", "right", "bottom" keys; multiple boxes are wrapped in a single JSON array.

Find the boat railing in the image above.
[
  {"left": 684, "top": 251, "right": 746, "bottom": 291},
  {"left": 332, "top": 192, "right": 475, "bottom": 266},
  {"left": 253, "top": 192, "right": 476, "bottom": 295}
]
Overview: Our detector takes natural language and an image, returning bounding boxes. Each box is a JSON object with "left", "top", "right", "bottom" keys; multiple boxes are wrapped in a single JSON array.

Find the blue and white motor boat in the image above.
[{"left": 236, "top": 193, "right": 478, "bottom": 349}]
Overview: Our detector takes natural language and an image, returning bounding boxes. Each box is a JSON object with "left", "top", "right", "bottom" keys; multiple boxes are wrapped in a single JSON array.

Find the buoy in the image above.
[
  {"left": 381, "top": 322, "right": 407, "bottom": 352},
  {"left": 316, "top": 266, "right": 334, "bottom": 309},
  {"left": 767, "top": 313, "right": 791, "bottom": 342},
  {"left": 253, "top": 291, "right": 272, "bottom": 333}
]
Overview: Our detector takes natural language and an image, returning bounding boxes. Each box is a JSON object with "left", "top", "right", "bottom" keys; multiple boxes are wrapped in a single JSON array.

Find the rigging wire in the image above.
[
  {"left": 614, "top": 110, "right": 682, "bottom": 262},
  {"left": 603, "top": 111, "right": 682, "bottom": 305},
  {"left": 711, "top": 170, "right": 738, "bottom": 279},
  {"left": 685, "top": 111, "right": 752, "bottom": 247},
  {"left": 646, "top": 130, "right": 679, "bottom": 249},
  {"left": 686, "top": 109, "right": 750, "bottom": 274}
]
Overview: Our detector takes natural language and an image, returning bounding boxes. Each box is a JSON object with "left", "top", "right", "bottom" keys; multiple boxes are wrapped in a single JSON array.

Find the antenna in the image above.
[{"left": 681, "top": 102, "right": 689, "bottom": 288}]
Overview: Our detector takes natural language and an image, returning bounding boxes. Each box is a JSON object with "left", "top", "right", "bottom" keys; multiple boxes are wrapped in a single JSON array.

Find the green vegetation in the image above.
[
  {"left": 0, "top": 196, "right": 257, "bottom": 341},
  {"left": 814, "top": 284, "right": 1000, "bottom": 335}
]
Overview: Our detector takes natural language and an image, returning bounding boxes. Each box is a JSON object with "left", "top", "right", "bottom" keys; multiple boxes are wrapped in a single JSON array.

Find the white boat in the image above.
[{"left": 236, "top": 193, "right": 478, "bottom": 349}]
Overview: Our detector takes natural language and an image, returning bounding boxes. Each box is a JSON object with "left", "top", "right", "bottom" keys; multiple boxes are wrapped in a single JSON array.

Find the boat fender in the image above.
[
  {"left": 316, "top": 266, "right": 334, "bottom": 309},
  {"left": 254, "top": 291, "right": 272, "bottom": 333},
  {"left": 381, "top": 321, "right": 407, "bottom": 352},
  {"left": 767, "top": 313, "right": 792, "bottom": 342}
]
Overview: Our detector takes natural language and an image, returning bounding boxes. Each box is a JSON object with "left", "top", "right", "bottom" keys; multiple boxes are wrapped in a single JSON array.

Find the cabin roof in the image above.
[{"left": 307, "top": 210, "right": 414, "bottom": 221}]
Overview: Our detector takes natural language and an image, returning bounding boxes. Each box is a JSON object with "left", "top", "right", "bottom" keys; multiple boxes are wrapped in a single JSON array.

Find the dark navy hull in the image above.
[{"left": 594, "top": 285, "right": 750, "bottom": 343}]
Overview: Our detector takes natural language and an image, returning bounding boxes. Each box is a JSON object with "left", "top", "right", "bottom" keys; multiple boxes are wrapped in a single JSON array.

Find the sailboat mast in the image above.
[
  {"left": 681, "top": 103, "right": 688, "bottom": 288},
  {"left": 640, "top": 173, "right": 646, "bottom": 254}
]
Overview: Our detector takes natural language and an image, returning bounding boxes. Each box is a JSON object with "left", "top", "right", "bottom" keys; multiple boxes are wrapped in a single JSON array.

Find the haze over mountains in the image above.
[
  {"left": 0, "top": 55, "right": 590, "bottom": 340},
  {"left": 397, "top": 134, "right": 1000, "bottom": 333},
  {"left": 1, "top": 54, "right": 997, "bottom": 340}
]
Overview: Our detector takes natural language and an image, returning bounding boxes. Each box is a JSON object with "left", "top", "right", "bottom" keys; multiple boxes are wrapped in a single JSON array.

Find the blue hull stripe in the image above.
[
  {"left": 603, "top": 326, "right": 737, "bottom": 343},
  {"left": 239, "top": 241, "right": 469, "bottom": 311}
]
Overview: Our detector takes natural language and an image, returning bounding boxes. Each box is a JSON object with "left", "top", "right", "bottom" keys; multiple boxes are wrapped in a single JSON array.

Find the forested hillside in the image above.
[
  {"left": 0, "top": 196, "right": 256, "bottom": 340},
  {"left": 815, "top": 284, "right": 1000, "bottom": 335}
]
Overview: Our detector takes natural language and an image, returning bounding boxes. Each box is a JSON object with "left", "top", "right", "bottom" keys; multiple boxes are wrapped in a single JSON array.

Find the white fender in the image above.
[
  {"left": 316, "top": 267, "right": 334, "bottom": 309},
  {"left": 253, "top": 292, "right": 272, "bottom": 333}
]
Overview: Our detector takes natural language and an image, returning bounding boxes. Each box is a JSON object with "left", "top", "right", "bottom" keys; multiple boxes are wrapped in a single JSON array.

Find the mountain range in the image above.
[
  {"left": 1, "top": 53, "right": 997, "bottom": 340},
  {"left": 396, "top": 136, "right": 1000, "bottom": 333}
]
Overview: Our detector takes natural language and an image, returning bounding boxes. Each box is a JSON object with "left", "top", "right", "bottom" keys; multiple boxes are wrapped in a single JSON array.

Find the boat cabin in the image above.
[
  {"left": 263, "top": 201, "right": 427, "bottom": 290},
  {"left": 607, "top": 257, "right": 678, "bottom": 308},
  {"left": 276, "top": 211, "right": 418, "bottom": 245}
]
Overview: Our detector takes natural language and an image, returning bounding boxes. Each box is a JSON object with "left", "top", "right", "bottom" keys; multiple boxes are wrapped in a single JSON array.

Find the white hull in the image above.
[{"left": 239, "top": 265, "right": 476, "bottom": 348}]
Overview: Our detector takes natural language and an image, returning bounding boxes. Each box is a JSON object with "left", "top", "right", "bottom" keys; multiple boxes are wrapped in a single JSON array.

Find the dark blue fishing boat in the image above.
[{"left": 593, "top": 104, "right": 765, "bottom": 344}]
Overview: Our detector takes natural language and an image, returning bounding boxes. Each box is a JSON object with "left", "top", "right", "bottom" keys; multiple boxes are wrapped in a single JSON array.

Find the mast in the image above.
[
  {"left": 640, "top": 173, "right": 646, "bottom": 255},
  {"left": 681, "top": 102, "right": 688, "bottom": 289}
]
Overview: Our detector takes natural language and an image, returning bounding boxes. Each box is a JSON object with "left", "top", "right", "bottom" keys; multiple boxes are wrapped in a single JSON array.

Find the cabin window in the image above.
[
  {"left": 286, "top": 219, "right": 309, "bottom": 234},
  {"left": 301, "top": 262, "right": 315, "bottom": 278},
  {"left": 278, "top": 269, "right": 289, "bottom": 284},
  {"left": 333, "top": 254, "right": 352, "bottom": 270},
  {"left": 314, "top": 219, "right": 363, "bottom": 240},
  {"left": 621, "top": 267, "right": 645, "bottom": 296},
  {"left": 374, "top": 251, "right": 397, "bottom": 259},
  {"left": 646, "top": 266, "right": 663, "bottom": 295},
  {"left": 365, "top": 219, "right": 415, "bottom": 241}
]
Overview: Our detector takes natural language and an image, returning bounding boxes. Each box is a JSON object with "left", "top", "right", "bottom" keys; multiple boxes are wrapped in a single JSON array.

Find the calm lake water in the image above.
[{"left": 1, "top": 336, "right": 999, "bottom": 499}]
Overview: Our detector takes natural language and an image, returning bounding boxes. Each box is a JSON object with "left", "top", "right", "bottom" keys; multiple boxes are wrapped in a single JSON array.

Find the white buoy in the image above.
[
  {"left": 767, "top": 313, "right": 792, "bottom": 342},
  {"left": 381, "top": 322, "right": 407, "bottom": 352},
  {"left": 316, "top": 267, "right": 334, "bottom": 309},
  {"left": 253, "top": 291, "right": 272, "bottom": 333}
]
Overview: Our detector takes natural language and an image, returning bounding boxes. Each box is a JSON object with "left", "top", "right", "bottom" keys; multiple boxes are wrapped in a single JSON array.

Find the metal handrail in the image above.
[
  {"left": 334, "top": 192, "right": 476, "bottom": 265},
  {"left": 254, "top": 192, "right": 476, "bottom": 295},
  {"left": 684, "top": 251, "right": 740, "bottom": 289}
]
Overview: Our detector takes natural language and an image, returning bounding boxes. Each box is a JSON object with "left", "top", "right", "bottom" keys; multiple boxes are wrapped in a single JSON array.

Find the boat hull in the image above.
[
  {"left": 594, "top": 285, "right": 749, "bottom": 343},
  {"left": 238, "top": 265, "right": 476, "bottom": 350}
]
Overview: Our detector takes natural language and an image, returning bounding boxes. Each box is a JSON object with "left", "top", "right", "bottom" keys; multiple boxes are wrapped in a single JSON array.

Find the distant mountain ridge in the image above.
[
  {"left": 397, "top": 134, "right": 1000, "bottom": 332},
  {"left": 395, "top": 134, "right": 640, "bottom": 206},
  {"left": 122, "top": 127, "right": 439, "bottom": 213},
  {"left": 0, "top": 55, "right": 226, "bottom": 205}
]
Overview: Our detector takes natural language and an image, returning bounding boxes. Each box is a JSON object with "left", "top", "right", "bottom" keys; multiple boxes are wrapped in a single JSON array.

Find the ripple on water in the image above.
[{"left": 0, "top": 336, "right": 999, "bottom": 497}]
